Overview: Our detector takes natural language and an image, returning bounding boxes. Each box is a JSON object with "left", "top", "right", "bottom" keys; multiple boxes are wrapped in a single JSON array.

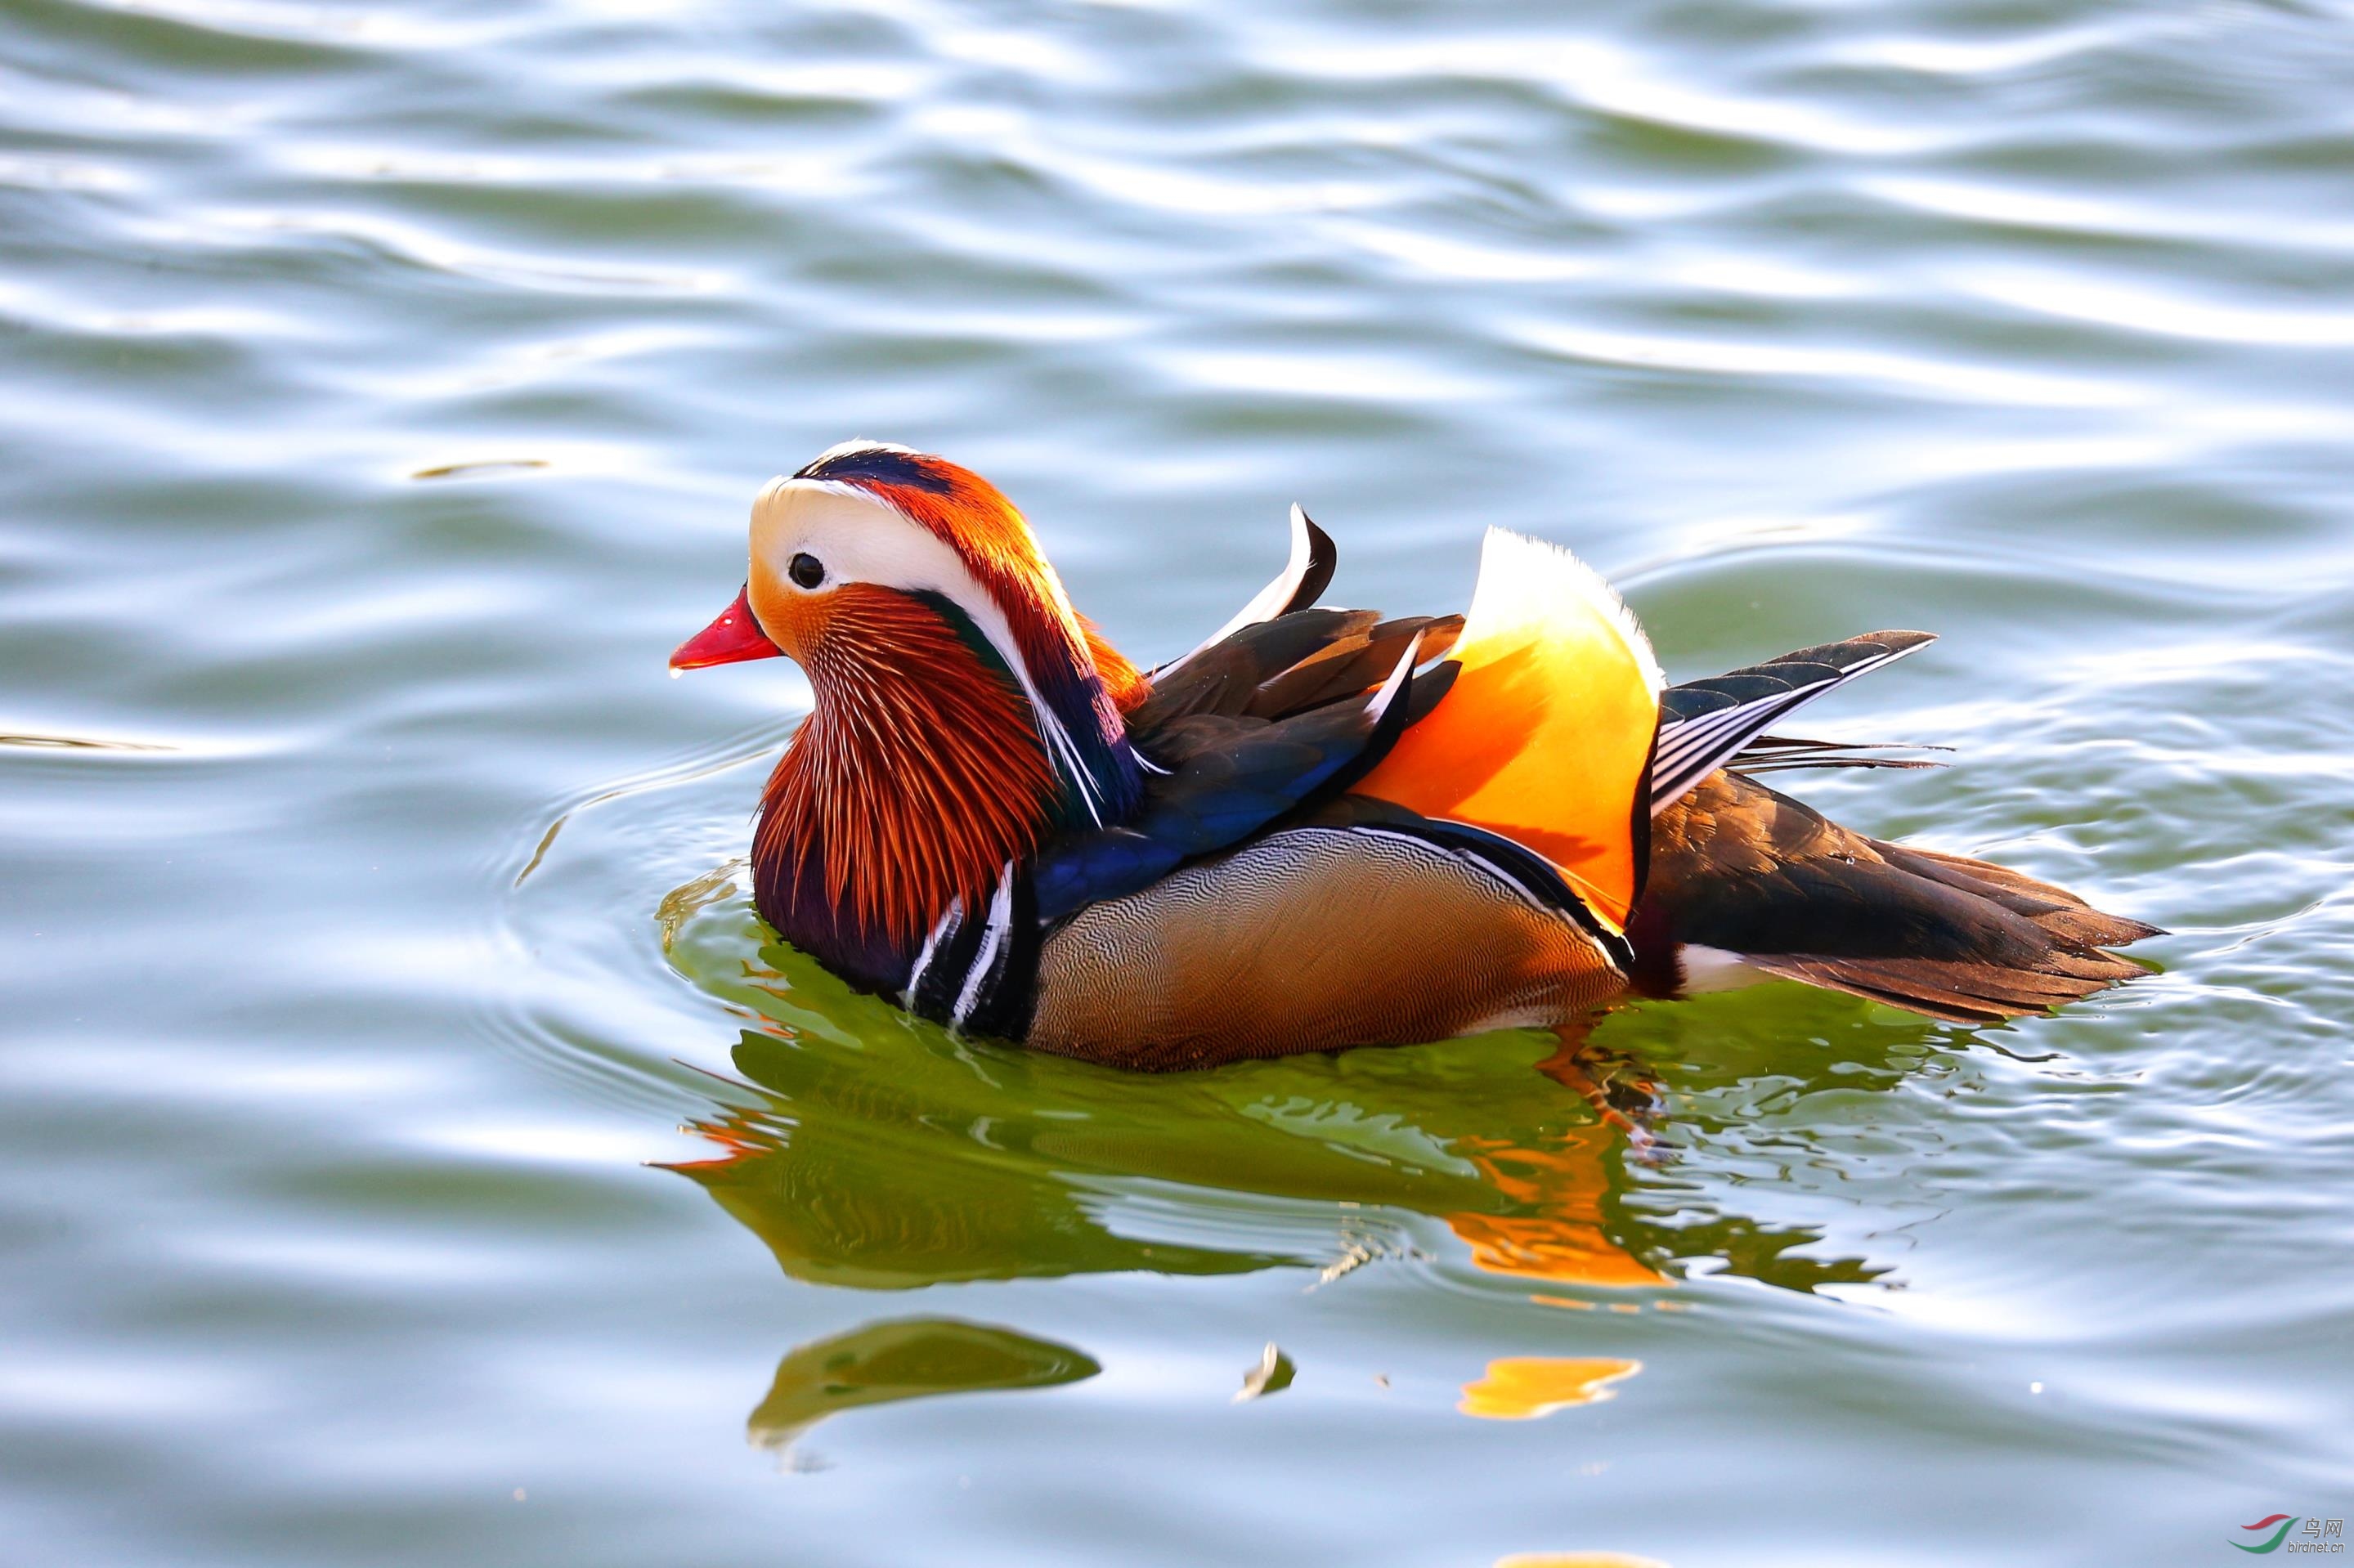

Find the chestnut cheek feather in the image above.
[{"left": 753, "top": 585, "right": 1058, "bottom": 948}]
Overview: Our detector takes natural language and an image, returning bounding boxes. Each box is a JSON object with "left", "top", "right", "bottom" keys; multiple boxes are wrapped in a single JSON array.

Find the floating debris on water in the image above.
[
  {"left": 409, "top": 458, "right": 550, "bottom": 480},
  {"left": 1234, "top": 1343, "right": 1294, "bottom": 1403}
]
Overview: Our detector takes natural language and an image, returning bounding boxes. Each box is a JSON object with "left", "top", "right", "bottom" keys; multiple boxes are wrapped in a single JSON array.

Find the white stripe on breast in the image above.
[
  {"left": 903, "top": 896, "right": 962, "bottom": 1006},
  {"left": 951, "top": 863, "right": 1017, "bottom": 1029}
]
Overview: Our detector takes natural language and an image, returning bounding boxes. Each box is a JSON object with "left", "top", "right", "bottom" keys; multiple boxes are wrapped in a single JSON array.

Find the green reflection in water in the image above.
[
  {"left": 747, "top": 1318, "right": 1100, "bottom": 1454},
  {"left": 663, "top": 891, "right": 1925, "bottom": 1300}
]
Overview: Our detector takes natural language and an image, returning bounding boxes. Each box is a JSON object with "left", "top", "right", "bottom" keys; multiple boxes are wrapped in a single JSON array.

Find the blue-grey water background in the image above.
[{"left": 5, "top": 1, "right": 2352, "bottom": 1563}]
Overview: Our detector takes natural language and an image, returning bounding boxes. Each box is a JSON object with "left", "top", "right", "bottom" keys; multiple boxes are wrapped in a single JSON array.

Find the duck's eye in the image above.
[{"left": 788, "top": 552, "right": 826, "bottom": 589}]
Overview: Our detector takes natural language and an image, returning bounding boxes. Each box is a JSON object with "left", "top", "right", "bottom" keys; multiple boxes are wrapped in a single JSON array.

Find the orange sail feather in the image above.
[{"left": 1356, "top": 528, "right": 1661, "bottom": 928}]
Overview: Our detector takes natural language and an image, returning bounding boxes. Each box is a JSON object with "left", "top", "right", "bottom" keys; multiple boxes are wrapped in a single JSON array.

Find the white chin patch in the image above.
[{"left": 1678, "top": 943, "right": 1770, "bottom": 995}]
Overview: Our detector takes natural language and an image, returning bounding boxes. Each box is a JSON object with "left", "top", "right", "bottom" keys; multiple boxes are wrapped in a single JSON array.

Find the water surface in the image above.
[{"left": 5, "top": 1, "right": 2352, "bottom": 1563}]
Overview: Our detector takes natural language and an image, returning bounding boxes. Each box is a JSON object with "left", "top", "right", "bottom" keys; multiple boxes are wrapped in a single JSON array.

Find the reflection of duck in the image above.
[
  {"left": 1446, "top": 1127, "right": 1663, "bottom": 1290},
  {"left": 670, "top": 441, "right": 2157, "bottom": 1067},
  {"left": 657, "top": 938, "right": 1898, "bottom": 1299},
  {"left": 1459, "top": 1356, "right": 1643, "bottom": 1420},
  {"left": 747, "top": 1318, "right": 1097, "bottom": 1454},
  {"left": 663, "top": 1043, "right": 1284, "bottom": 1291},
  {"left": 666, "top": 1019, "right": 1667, "bottom": 1296}
]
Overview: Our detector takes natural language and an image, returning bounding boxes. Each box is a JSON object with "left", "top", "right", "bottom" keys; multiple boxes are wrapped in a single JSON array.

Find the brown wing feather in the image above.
[
  {"left": 1246, "top": 615, "right": 1464, "bottom": 719},
  {"left": 1129, "top": 609, "right": 1379, "bottom": 729}
]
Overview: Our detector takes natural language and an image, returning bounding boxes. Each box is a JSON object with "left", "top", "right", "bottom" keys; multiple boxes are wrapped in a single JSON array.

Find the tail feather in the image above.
[
  {"left": 1873, "top": 843, "right": 2164, "bottom": 951},
  {"left": 1727, "top": 734, "right": 1949, "bottom": 778},
  {"left": 1644, "top": 773, "right": 2161, "bottom": 1024},
  {"left": 1748, "top": 948, "right": 2147, "bottom": 1025}
]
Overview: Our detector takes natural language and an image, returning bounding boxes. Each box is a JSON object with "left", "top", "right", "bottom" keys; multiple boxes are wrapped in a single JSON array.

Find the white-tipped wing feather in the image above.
[
  {"left": 1156, "top": 504, "right": 1338, "bottom": 679},
  {"left": 1649, "top": 631, "right": 1935, "bottom": 815}
]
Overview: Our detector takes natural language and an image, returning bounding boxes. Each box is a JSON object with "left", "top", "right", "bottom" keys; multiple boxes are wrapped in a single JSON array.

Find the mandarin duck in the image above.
[{"left": 672, "top": 441, "right": 2159, "bottom": 1069}]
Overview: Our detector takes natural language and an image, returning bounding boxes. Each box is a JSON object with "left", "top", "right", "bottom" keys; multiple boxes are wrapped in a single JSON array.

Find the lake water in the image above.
[{"left": 5, "top": 1, "right": 2352, "bottom": 1563}]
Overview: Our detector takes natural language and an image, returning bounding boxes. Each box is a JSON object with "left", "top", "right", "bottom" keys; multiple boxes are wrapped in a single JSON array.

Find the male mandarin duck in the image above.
[{"left": 672, "top": 441, "right": 2159, "bottom": 1069}]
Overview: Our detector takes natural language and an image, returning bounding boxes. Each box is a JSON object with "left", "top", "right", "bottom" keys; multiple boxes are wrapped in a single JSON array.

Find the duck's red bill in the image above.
[{"left": 670, "top": 585, "right": 782, "bottom": 670}]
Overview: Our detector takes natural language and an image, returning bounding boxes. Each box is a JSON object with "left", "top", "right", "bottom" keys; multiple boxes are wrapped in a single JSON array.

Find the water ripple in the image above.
[{"left": 7, "top": 0, "right": 2354, "bottom": 1561}]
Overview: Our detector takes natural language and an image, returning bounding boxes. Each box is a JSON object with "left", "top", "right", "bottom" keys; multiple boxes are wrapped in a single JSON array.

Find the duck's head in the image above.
[{"left": 673, "top": 442, "right": 1144, "bottom": 947}]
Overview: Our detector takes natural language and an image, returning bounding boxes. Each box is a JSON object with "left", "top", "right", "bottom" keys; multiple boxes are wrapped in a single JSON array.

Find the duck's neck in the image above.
[{"left": 751, "top": 593, "right": 1067, "bottom": 992}]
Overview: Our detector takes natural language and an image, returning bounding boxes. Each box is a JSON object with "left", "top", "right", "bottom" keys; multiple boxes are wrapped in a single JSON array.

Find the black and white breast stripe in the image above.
[{"left": 903, "top": 860, "right": 1041, "bottom": 1039}]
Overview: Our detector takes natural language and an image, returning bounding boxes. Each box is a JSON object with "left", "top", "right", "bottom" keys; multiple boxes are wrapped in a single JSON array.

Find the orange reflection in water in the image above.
[
  {"left": 1444, "top": 1124, "right": 1663, "bottom": 1291},
  {"left": 1459, "top": 1356, "right": 1642, "bottom": 1420}
]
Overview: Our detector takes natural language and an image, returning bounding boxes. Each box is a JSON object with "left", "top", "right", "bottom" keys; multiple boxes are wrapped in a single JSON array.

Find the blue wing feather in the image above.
[{"left": 1034, "top": 648, "right": 1440, "bottom": 922}]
